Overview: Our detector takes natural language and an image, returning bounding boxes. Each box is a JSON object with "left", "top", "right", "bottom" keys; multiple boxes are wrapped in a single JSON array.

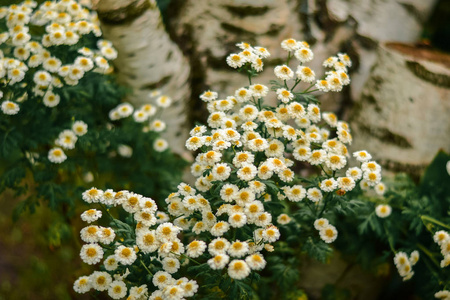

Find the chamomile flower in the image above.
[
  {"left": 150, "top": 119, "right": 166, "bottom": 132},
  {"left": 56, "top": 129, "right": 78, "bottom": 149},
  {"left": 363, "top": 171, "right": 382, "bottom": 186},
  {"left": 115, "top": 246, "right": 137, "bottom": 265},
  {"left": 184, "top": 240, "right": 206, "bottom": 258},
  {"left": 346, "top": 167, "right": 362, "bottom": 180},
  {"left": 72, "top": 120, "right": 88, "bottom": 136},
  {"left": 314, "top": 218, "right": 329, "bottom": 230},
  {"left": 228, "top": 260, "right": 251, "bottom": 280},
  {"left": 277, "top": 214, "right": 291, "bottom": 225},
  {"left": 81, "top": 209, "right": 102, "bottom": 223},
  {"left": 309, "top": 149, "right": 327, "bottom": 165},
  {"left": 1, "top": 101, "right": 20, "bottom": 115},
  {"left": 307, "top": 188, "right": 323, "bottom": 202},
  {"left": 154, "top": 138, "right": 169, "bottom": 152},
  {"left": 296, "top": 66, "right": 315, "bottom": 82},
  {"left": 108, "top": 281, "right": 127, "bottom": 299},
  {"left": 249, "top": 84, "right": 269, "bottom": 98},
  {"left": 210, "top": 221, "right": 230, "bottom": 237},
  {"left": 326, "top": 154, "right": 346, "bottom": 170},
  {"left": 48, "top": 147, "right": 67, "bottom": 163},
  {"left": 245, "top": 253, "right": 266, "bottom": 270},
  {"left": 162, "top": 257, "right": 181, "bottom": 274},
  {"left": 337, "top": 177, "right": 355, "bottom": 191},
  {"left": 237, "top": 164, "right": 257, "bottom": 181},
  {"left": 294, "top": 47, "right": 313, "bottom": 63},
  {"left": 73, "top": 276, "right": 91, "bottom": 294},
  {"left": 433, "top": 231, "right": 449, "bottom": 245},
  {"left": 320, "top": 225, "right": 338, "bottom": 243},
  {"left": 374, "top": 182, "right": 386, "bottom": 195},
  {"left": 229, "top": 212, "right": 247, "bottom": 228},
  {"left": 226, "top": 53, "right": 244, "bottom": 68},
  {"left": 375, "top": 204, "right": 392, "bottom": 218},
  {"left": 274, "top": 65, "right": 294, "bottom": 80},
  {"left": 208, "top": 254, "right": 229, "bottom": 270},
  {"left": 362, "top": 161, "right": 381, "bottom": 173},
  {"left": 276, "top": 88, "right": 294, "bottom": 103},
  {"left": 320, "top": 178, "right": 337, "bottom": 192},
  {"left": 239, "top": 104, "right": 259, "bottom": 121},
  {"left": 80, "top": 243, "right": 103, "bottom": 265},
  {"left": 281, "top": 38, "right": 299, "bottom": 51},
  {"left": 90, "top": 271, "right": 112, "bottom": 292}
]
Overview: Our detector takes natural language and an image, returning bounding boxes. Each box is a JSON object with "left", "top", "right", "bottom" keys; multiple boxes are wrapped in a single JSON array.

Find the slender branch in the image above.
[
  {"left": 139, "top": 259, "right": 153, "bottom": 276},
  {"left": 421, "top": 215, "right": 450, "bottom": 230}
]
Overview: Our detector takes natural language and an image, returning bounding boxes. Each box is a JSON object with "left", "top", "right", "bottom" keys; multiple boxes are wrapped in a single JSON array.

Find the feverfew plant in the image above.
[
  {"left": 173, "top": 40, "right": 383, "bottom": 298},
  {"left": 0, "top": 1, "right": 185, "bottom": 221},
  {"left": 335, "top": 151, "right": 450, "bottom": 299},
  {"left": 79, "top": 39, "right": 388, "bottom": 299},
  {"left": 75, "top": 188, "right": 199, "bottom": 300}
]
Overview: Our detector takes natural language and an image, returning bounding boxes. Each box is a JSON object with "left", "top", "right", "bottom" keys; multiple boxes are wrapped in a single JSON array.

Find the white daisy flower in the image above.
[
  {"left": 320, "top": 178, "right": 338, "bottom": 192},
  {"left": 277, "top": 214, "right": 292, "bottom": 225},
  {"left": 186, "top": 240, "right": 207, "bottom": 258},
  {"left": 80, "top": 243, "right": 103, "bottom": 265},
  {"left": 296, "top": 66, "right": 315, "bottom": 82},
  {"left": 226, "top": 53, "right": 245, "bottom": 68},
  {"left": 48, "top": 147, "right": 67, "bottom": 163},
  {"left": 337, "top": 177, "right": 355, "bottom": 192},
  {"left": 81, "top": 209, "right": 102, "bottom": 223},
  {"left": 314, "top": 218, "right": 329, "bottom": 230},
  {"left": 108, "top": 281, "right": 127, "bottom": 299},
  {"left": 281, "top": 38, "right": 300, "bottom": 51},
  {"left": 72, "top": 121, "right": 88, "bottom": 136},
  {"left": 274, "top": 65, "right": 294, "bottom": 80},
  {"left": 154, "top": 138, "right": 169, "bottom": 152},
  {"left": 208, "top": 254, "right": 230, "bottom": 270},
  {"left": 294, "top": 47, "right": 313, "bottom": 63},
  {"left": 346, "top": 167, "right": 362, "bottom": 180},
  {"left": 115, "top": 245, "right": 137, "bottom": 265},
  {"left": 320, "top": 225, "right": 338, "bottom": 243},
  {"left": 375, "top": 204, "right": 392, "bottom": 218},
  {"left": 307, "top": 188, "right": 323, "bottom": 202},
  {"left": 228, "top": 260, "right": 251, "bottom": 280},
  {"left": 162, "top": 257, "right": 181, "bottom": 274},
  {"left": 90, "top": 271, "right": 112, "bottom": 292},
  {"left": 1, "top": 101, "right": 20, "bottom": 115},
  {"left": 73, "top": 276, "right": 91, "bottom": 294},
  {"left": 262, "top": 226, "right": 280, "bottom": 243}
]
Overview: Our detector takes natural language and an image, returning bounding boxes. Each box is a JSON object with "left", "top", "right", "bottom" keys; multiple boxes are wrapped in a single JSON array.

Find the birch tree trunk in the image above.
[
  {"left": 94, "top": 0, "right": 191, "bottom": 155},
  {"left": 349, "top": 42, "right": 450, "bottom": 178},
  {"left": 168, "top": 0, "right": 437, "bottom": 117}
]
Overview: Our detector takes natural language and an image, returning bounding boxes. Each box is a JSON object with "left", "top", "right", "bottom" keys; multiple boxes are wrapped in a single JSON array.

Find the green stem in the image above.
[
  {"left": 383, "top": 224, "right": 397, "bottom": 254},
  {"left": 290, "top": 79, "right": 301, "bottom": 92},
  {"left": 421, "top": 215, "right": 450, "bottom": 230},
  {"left": 139, "top": 259, "right": 153, "bottom": 276},
  {"left": 318, "top": 193, "right": 332, "bottom": 218},
  {"left": 286, "top": 52, "right": 292, "bottom": 65},
  {"left": 302, "top": 83, "right": 315, "bottom": 93},
  {"left": 416, "top": 243, "right": 440, "bottom": 268}
]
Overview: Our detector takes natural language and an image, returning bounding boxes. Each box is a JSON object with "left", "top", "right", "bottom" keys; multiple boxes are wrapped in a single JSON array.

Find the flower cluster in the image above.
[
  {"left": 393, "top": 250, "right": 419, "bottom": 281},
  {"left": 48, "top": 120, "right": 87, "bottom": 163},
  {"left": 0, "top": 0, "right": 116, "bottom": 114},
  {"left": 186, "top": 39, "right": 385, "bottom": 252},
  {"left": 75, "top": 188, "right": 198, "bottom": 299},
  {"left": 434, "top": 230, "right": 450, "bottom": 268},
  {"left": 75, "top": 39, "right": 390, "bottom": 299}
]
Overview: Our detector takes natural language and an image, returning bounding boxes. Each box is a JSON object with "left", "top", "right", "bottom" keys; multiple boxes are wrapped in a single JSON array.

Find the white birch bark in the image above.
[
  {"left": 169, "top": 0, "right": 437, "bottom": 113},
  {"left": 350, "top": 42, "right": 450, "bottom": 176},
  {"left": 94, "top": 0, "right": 191, "bottom": 155}
]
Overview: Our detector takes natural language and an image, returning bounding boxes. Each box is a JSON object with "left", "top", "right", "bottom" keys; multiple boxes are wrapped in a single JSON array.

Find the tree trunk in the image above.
[
  {"left": 349, "top": 42, "right": 450, "bottom": 178},
  {"left": 93, "top": 0, "right": 191, "bottom": 155},
  {"left": 168, "top": 0, "right": 437, "bottom": 119}
]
